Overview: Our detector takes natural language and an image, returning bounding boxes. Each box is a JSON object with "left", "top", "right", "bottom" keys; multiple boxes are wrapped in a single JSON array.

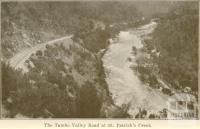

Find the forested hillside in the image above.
[
  {"left": 135, "top": 2, "right": 198, "bottom": 95},
  {"left": 1, "top": 2, "right": 141, "bottom": 58},
  {"left": 2, "top": 1, "right": 143, "bottom": 118},
  {"left": 2, "top": 1, "right": 196, "bottom": 119},
  {"left": 2, "top": 42, "right": 111, "bottom": 118}
]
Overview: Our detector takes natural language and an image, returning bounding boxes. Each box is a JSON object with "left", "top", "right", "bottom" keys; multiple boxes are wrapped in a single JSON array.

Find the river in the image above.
[{"left": 102, "top": 22, "right": 168, "bottom": 117}]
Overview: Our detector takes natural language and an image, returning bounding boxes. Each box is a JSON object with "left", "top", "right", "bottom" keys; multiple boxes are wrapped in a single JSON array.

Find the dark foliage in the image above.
[{"left": 139, "top": 2, "right": 198, "bottom": 92}]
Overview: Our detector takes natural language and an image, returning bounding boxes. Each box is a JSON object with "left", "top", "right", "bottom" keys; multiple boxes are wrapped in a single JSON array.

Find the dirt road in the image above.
[{"left": 8, "top": 35, "right": 73, "bottom": 71}]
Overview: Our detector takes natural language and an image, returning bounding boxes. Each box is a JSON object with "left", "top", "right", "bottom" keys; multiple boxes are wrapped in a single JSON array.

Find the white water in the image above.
[{"left": 102, "top": 22, "right": 168, "bottom": 117}]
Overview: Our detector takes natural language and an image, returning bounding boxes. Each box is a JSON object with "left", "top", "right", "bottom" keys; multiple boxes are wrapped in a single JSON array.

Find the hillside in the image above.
[
  {"left": 1, "top": 2, "right": 142, "bottom": 59},
  {"left": 1, "top": 1, "right": 143, "bottom": 118},
  {"left": 134, "top": 2, "right": 198, "bottom": 97},
  {"left": 2, "top": 1, "right": 196, "bottom": 119}
]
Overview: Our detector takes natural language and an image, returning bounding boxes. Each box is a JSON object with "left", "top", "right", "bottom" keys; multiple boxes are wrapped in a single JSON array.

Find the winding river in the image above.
[{"left": 102, "top": 22, "right": 168, "bottom": 117}]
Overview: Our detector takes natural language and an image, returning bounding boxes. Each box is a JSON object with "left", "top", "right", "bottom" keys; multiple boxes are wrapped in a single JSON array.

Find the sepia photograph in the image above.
[{"left": 0, "top": 0, "right": 199, "bottom": 120}]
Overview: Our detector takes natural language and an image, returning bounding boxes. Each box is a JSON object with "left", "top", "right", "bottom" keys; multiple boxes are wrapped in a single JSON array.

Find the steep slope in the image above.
[
  {"left": 1, "top": 1, "right": 153, "bottom": 118},
  {"left": 8, "top": 35, "right": 72, "bottom": 72}
]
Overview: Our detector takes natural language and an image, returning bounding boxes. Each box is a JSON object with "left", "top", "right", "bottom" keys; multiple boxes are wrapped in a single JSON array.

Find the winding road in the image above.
[{"left": 8, "top": 35, "right": 73, "bottom": 72}]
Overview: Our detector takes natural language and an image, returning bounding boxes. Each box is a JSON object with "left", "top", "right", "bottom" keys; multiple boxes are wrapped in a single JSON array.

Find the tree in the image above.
[
  {"left": 77, "top": 81, "right": 102, "bottom": 118},
  {"left": 36, "top": 50, "right": 43, "bottom": 56},
  {"left": 146, "top": 2, "right": 198, "bottom": 91}
]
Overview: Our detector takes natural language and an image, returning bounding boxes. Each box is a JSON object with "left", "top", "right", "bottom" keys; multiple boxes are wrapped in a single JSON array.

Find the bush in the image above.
[
  {"left": 77, "top": 81, "right": 102, "bottom": 118},
  {"left": 36, "top": 50, "right": 43, "bottom": 56}
]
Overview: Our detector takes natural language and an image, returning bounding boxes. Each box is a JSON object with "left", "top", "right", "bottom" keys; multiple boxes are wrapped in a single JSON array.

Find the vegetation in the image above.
[
  {"left": 2, "top": 40, "right": 128, "bottom": 118},
  {"left": 2, "top": 1, "right": 185, "bottom": 118},
  {"left": 135, "top": 2, "right": 198, "bottom": 95},
  {"left": 2, "top": 61, "right": 78, "bottom": 118},
  {"left": 1, "top": 2, "right": 143, "bottom": 58},
  {"left": 77, "top": 81, "right": 102, "bottom": 118}
]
